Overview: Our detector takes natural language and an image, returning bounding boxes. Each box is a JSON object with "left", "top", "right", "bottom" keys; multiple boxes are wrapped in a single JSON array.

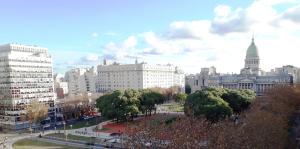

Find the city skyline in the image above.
[{"left": 1, "top": 0, "right": 300, "bottom": 74}]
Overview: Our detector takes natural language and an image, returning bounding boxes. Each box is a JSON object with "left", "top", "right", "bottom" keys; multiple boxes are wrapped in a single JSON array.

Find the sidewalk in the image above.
[{"left": 64, "top": 120, "right": 113, "bottom": 139}]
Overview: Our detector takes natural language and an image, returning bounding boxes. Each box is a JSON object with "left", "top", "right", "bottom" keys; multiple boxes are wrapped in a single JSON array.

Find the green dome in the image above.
[{"left": 246, "top": 38, "right": 259, "bottom": 58}]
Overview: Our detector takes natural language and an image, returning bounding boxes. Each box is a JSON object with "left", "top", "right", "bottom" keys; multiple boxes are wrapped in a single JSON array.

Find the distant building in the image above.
[
  {"left": 54, "top": 74, "right": 68, "bottom": 99},
  {"left": 96, "top": 60, "right": 185, "bottom": 93},
  {"left": 186, "top": 37, "right": 293, "bottom": 95},
  {"left": 0, "top": 43, "right": 55, "bottom": 131},
  {"left": 267, "top": 65, "right": 300, "bottom": 84},
  {"left": 65, "top": 67, "right": 96, "bottom": 96},
  {"left": 55, "top": 88, "right": 65, "bottom": 99}
]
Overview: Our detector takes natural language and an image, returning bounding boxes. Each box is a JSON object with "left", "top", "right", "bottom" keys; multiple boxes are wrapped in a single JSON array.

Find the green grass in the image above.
[
  {"left": 45, "top": 133, "right": 94, "bottom": 142},
  {"left": 59, "top": 117, "right": 105, "bottom": 130},
  {"left": 13, "top": 138, "right": 79, "bottom": 149},
  {"left": 162, "top": 103, "right": 184, "bottom": 112},
  {"left": 99, "top": 127, "right": 111, "bottom": 131}
]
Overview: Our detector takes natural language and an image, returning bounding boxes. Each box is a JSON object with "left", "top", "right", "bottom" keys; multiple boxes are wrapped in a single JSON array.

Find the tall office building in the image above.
[
  {"left": 96, "top": 61, "right": 185, "bottom": 93},
  {"left": 0, "top": 43, "right": 55, "bottom": 131}
]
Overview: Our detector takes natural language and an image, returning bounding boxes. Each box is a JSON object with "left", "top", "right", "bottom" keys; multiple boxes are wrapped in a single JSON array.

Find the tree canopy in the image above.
[
  {"left": 184, "top": 90, "right": 232, "bottom": 121},
  {"left": 96, "top": 89, "right": 140, "bottom": 121},
  {"left": 139, "top": 89, "right": 165, "bottom": 116},
  {"left": 173, "top": 93, "right": 187, "bottom": 104},
  {"left": 221, "top": 89, "right": 255, "bottom": 113},
  {"left": 184, "top": 87, "right": 256, "bottom": 121},
  {"left": 96, "top": 89, "right": 166, "bottom": 121},
  {"left": 185, "top": 85, "right": 192, "bottom": 94}
]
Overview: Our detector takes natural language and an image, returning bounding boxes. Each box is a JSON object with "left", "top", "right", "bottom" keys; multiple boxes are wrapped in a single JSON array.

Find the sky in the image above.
[{"left": 0, "top": 0, "right": 300, "bottom": 74}]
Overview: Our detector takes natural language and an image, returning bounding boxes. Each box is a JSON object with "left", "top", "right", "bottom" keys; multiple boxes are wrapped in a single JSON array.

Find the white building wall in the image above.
[
  {"left": 96, "top": 62, "right": 185, "bottom": 92},
  {"left": 0, "top": 43, "right": 55, "bottom": 130},
  {"left": 65, "top": 67, "right": 96, "bottom": 96}
]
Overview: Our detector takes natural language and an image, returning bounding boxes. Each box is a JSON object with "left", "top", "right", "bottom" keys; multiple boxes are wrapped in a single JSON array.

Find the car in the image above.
[{"left": 79, "top": 115, "right": 90, "bottom": 120}]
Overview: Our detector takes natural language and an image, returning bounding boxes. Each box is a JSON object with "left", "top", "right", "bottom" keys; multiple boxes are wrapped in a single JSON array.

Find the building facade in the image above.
[
  {"left": 54, "top": 74, "right": 68, "bottom": 99},
  {"left": 96, "top": 61, "right": 185, "bottom": 93},
  {"left": 0, "top": 43, "right": 55, "bottom": 130},
  {"left": 65, "top": 67, "right": 96, "bottom": 96},
  {"left": 187, "top": 38, "right": 293, "bottom": 95}
]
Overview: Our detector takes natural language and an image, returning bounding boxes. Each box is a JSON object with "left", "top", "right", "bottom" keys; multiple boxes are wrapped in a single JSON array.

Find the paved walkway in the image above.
[{"left": 64, "top": 120, "right": 113, "bottom": 139}]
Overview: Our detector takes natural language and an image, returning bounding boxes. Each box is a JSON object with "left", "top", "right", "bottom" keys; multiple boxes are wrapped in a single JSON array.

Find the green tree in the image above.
[
  {"left": 202, "top": 87, "right": 228, "bottom": 97},
  {"left": 96, "top": 89, "right": 140, "bottom": 121},
  {"left": 185, "top": 85, "right": 192, "bottom": 94},
  {"left": 173, "top": 93, "right": 187, "bottom": 104},
  {"left": 184, "top": 90, "right": 232, "bottom": 121},
  {"left": 221, "top": 89, "right": 255, "bottom": 113},
  {"left": 139, "top": 90, "right": 165, "bottom": 116}
]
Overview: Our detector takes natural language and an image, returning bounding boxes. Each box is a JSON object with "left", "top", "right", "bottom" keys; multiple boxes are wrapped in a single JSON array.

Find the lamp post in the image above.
[{"left": 63, "top": 121, "right": 67, "bottom": 141}]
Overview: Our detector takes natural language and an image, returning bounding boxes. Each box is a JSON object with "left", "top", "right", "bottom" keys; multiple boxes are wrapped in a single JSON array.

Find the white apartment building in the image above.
[
  {"left": 0, "top": 43, "right": 55, "bottom": 131},
  {"left": 96, "top": 61, "right": 185, "bottom": 93},
  {"left": 65, "top": 67, "right": 96, "bottom": 96}
]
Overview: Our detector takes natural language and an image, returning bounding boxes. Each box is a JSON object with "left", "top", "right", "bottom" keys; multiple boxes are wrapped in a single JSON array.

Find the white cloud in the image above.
[
  {"left": 214, "top": 5, "right": 232, "bottom": 17},
  {"left": 101, "top": 36, "right": 140, "bottom": 63},
  {"left": 92, "top": 32, "right": 99, "bottom": 38},
  {"left": 81, "top": 53, "right": 100, "bottom": 62},
  {"left": 123, "top": 36, "right": 137, "bottom": 48},
  {"left": 167, "top": 20, "right": 211, "bottom": 39},
  {"left": 87, "top": 0, "right": 300, "bottom": 74},
  {"left": 279, "top": 4, "right": 300, "bottom": 23}
]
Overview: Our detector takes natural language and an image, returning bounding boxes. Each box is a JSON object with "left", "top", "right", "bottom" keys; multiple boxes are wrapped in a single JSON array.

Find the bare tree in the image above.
[{"left": 27, "top": 99, "right": 49, "bottom": 132}]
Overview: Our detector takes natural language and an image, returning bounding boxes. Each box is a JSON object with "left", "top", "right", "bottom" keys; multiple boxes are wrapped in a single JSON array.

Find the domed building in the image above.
[
  {"left": 241, "top": 37, "right": 261, "bottom": 75},
  {"left": 187, "top": 37, "right": 293, "bottom": 95}
]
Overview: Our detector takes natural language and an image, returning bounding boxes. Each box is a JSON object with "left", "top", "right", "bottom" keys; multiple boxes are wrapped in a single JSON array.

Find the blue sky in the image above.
[{"left": 1, "top": 0, "right": 300, "bottom": 74}]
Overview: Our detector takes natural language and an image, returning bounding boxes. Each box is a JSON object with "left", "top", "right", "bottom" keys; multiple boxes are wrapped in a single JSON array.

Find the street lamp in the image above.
[{"left": 63, "top": 121, "right": 67, "bottom": 141}]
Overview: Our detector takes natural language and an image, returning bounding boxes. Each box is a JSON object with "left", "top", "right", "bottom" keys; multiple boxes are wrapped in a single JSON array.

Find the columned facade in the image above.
[{"left": 187, "top": 37, "right": 293, "bottom": 95}]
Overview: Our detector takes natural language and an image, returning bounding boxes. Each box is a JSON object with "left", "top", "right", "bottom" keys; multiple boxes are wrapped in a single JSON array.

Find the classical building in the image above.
[
  {"left": 96, "top": 60, "right": 185, "bottom": 93},
  {"left": 0, "top": 43, "right": 55, "bottom": 131},
  {"left": 64, "top": 67, "right": 96, "bottom": 96},
  {"left": 187, "top": 38, "right": 293, "bottom": 95}
]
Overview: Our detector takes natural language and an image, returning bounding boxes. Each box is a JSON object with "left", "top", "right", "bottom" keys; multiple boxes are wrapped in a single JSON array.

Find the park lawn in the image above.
[
  {"left": 164, "top": 103, "right": 184, "bottom": 112},
  {"left": 45, "top": 133, "right": 92, "bottom": 142},
  {"left": 59, "top": 117, "right": 105, "bottom": 130},
  {"left": 13, "top": 138, "right": 79, "bottom": 149}
]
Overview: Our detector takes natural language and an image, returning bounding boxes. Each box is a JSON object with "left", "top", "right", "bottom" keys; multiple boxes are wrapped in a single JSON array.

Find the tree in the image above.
[
  {"left": 96, "top": 89, "right": 140, "bottom": 121},
  {"left": 173, "top": 93, "right": 187, "bottom": 104},
  {"left": 202, "top": 87, "right": 227, "bottom": 97},
  {"left": 221, "top": 89, "right": 255, "bottom": 113},
  {"left": 185, "top": 84, "right": 192, "bottom": 94},
  {"left": 139, "top": 90, "right": 165, "bottom": 116},
  {"left": 201, "top": 87, "right": 256, "bottom": 113},
  {"left": 27, "top": 99, "right": 49, "bottom": 131},
  {"left": 126, "top": 86, "right": 300, "bottom": 149},
  {"left": 184, "top": 90, "right": 232, "bottom": 121}
]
